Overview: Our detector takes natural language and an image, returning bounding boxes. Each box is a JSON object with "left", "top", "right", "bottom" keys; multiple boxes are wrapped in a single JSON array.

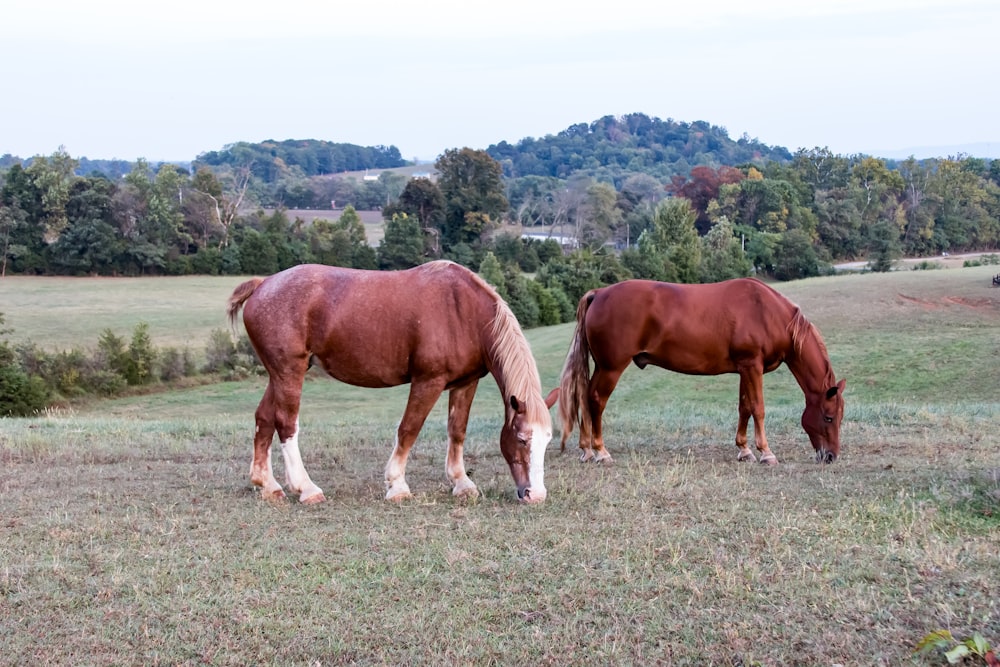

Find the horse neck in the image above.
[{"left": 785, "top": 314, "right": 836, "bottom": 397}]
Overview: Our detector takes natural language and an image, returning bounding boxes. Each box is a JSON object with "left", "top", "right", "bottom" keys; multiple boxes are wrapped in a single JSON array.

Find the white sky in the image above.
[{"left": 4, "top": 0, "right": 998, "bottom": 162}]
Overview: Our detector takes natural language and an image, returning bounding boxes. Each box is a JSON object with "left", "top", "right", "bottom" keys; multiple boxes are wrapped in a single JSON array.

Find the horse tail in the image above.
[
  {"left": 557, "top": 289, "right": 597, "bottom": 452},
  {"left": 226, "top": 277, "right": 265, "bottom": 330}
]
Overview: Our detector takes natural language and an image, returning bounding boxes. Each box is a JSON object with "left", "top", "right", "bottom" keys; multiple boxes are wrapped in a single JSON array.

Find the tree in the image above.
[
  {"left": 700, "top": 216, "right": 752, "bottom": 282},
  {"left": 578, "top": 181, "right": 622, "bottom": 249},
  {"left": 478, "top": 251, "right": 508, "bottom": 299},
  {"left": 436, "top": 148, "right": 508, "bottom": 249},
  {"left": 49, "top": 176, "right": 122, "bottom": 274},
  {"left": 643, "top": 198, "right": 702, "bottom": 283},
  {"left": 503, "top": 269, "right": 539, "bottom": 328},
  {"left": 537, "top": 249, "right": 625, "bottom": 304},
  {"left": 0, "top": 163, "right": 46, "bottom": 275},
  {"left": 772, "top": 229, "right": 819, "bottom": 280},
  {"left": 385, "top": 177, "right": 446, "bottom": 254},
  {"left": 237, "top": 228, "right": 279, "bottom": 275},
  {"left": 0, "top": 203, "right": 28, "bottom": 277},
  {"left": 25, "top": 147, "right": 78, "bottom": 243},
  {"left": 0, "top": 316, "right": 49, "bottom": 416},
  {"left": 190, "top": 164, "right": 252, "bottom": 249},
  {"left": 867, "top": 219, "right": 901, "bottom": 272},
  {"left": 377, "top": 213, "right": 425, "bottom": 270},
  {"left": 670, "top": 165, "right": 744, "bottom": 233},
  {"left": 897, "top": 157, "right": 935, "bottom": 255}
]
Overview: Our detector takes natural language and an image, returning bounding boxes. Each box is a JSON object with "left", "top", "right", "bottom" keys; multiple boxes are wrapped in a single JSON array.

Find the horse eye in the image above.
[{"left": 823, "top": 416, "right": 833, "bottom": 423}]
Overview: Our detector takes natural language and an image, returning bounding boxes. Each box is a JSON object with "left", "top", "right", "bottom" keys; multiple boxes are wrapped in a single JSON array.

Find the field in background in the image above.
[{"left": 1, "top": 266, "right": 999, "bottom": 664}]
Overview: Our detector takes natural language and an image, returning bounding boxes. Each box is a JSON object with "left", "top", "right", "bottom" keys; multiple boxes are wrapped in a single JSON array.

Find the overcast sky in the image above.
[{"left": 4, "top": 0, "right": 998, "bottom": 163}]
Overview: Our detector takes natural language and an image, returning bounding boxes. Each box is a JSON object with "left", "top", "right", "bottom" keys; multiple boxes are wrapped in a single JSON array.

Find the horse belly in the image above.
[
  {"left": 644, "top": 344, "right": 737, "bottom": 376},
  {"left": 308, "top": 325, "right": 413, "bottom": 388}
]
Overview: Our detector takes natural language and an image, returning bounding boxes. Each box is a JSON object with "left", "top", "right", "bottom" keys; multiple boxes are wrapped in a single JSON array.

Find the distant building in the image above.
[{"left": 521, "top": 232, "right": 578, "bottom": 249}]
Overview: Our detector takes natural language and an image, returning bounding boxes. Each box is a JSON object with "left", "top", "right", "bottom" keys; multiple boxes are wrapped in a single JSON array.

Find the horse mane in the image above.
[
  {"left": 489, "top": 302, "right": 550, "bottom": 427},
  {"left": 786, "top": 308, "right": 837, "bottom": 389},
  {"left": 458, "top": 266, "right": 549, "bottom": 428},
  {"left": 787, "top": 308, "right": 828, "bottom": 358}
]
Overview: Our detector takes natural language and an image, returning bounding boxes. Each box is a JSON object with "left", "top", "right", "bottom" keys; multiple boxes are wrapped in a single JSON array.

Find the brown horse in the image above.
[
  {"left": 557, "top": 278, "right": 846, "bottom": 464},
  {"left": 227, "top": 261, "right": 553, "bottom": 504}
]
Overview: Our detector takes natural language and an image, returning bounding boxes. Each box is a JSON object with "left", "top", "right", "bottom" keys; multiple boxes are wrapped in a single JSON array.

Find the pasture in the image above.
[{"left": 2, "top": 267, "right": 999, "bottom": 665}]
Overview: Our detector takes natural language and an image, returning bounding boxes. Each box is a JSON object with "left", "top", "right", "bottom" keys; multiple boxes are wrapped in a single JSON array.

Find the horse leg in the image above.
[
  {"left": 445, "top": 380, "right": 479, "bottom": 498},
  {"left": 583, "top": 367, "right": 623, "bottom": 463},
  {"left": 262, "top": 370, "right": 326, "bottom": 504},
  {"left": 737, "top": 367, "right": 778, "bottom": 465},
  {"left": 734, "top": 374, "right": 756, "bottom": 463},
  {"left": 384, "top": 379, "right": 445, "bottom": 501},
  {"left": 250, "top": 381, "right": 285, "bottom": 500}
]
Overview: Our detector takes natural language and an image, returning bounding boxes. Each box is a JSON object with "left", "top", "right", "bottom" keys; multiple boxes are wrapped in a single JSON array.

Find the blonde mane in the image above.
[{"left": 461, "top": 268, "right": 550, "bottom": 428}]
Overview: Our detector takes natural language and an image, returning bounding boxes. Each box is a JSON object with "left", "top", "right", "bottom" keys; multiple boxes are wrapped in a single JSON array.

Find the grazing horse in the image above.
[
  {"left": 557, "top": 278, "right": 846, "bottom": 465},
  {"left": 226, "top": 261, "right": 553, "bottom": 504}
]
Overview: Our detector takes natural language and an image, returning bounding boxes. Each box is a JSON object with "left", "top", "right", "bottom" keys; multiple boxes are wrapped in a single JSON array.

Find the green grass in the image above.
[
  {"left": 2, "top": 265, "right": 999, "bottom": 665},
  {"left": 0, "top": 274, "right": 249, "bottom": 353}
]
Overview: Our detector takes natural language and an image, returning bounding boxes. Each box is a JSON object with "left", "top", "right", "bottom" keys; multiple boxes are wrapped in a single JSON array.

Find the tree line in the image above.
[{"left": 3, "top": 132, "right": 1000, "bottom": 294}]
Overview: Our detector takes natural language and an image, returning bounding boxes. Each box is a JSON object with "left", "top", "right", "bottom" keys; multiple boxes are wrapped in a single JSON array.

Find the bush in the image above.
[
  {"left": 204, "top": 329, "right": 238, "bottom": 373},
  {"left": 160, "top": 347, "right": 197, "bottom": 382},
  {"left": 204, "top": 329, "right": 260, "bottom": 379},
  {"left": 0, "top": 343, "right": 50, "bottom": 416},
  {"left": 125, "top": 323, "right": 157, "bottom": 385}
]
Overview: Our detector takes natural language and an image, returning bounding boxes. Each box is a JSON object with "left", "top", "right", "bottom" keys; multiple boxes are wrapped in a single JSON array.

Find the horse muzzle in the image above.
[
  {"left": 816, "top": 449, "right": 838, "bottom": 464},
  {"left": 517, "top": 486, "right": 547, "bottom": 504}
]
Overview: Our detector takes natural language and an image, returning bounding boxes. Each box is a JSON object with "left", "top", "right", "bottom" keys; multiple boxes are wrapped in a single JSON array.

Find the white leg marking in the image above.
[
  {"left": 445, "top": 435, "right": 478, "bottom": 498},
  {"left": 384, "top": 432, "right": 411, "bottom": 500},
  {"left": 279, "top": 420, "right": 324, "bottom": 502}
]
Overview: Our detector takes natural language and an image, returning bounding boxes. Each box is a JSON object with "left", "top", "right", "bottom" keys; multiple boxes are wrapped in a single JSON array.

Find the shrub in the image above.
[
  {"left": 204, "top": 329, "right": 237, "bottom": 373},
  {"left": 125, "top": 322, "right": 157, "bottom": 385},
  {"left": 160, "top": 347, "right": 197, "bottom": 382},
  {"left": 0, "top": 344, "right": 49, "bottom": 416}
]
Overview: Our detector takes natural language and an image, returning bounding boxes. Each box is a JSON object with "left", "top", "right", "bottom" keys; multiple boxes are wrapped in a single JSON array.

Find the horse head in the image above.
[
  {"left": 501, "top": 395, "right": 552, "bottom": 503},
  {"left": 801, "top": 379, "right": 846, "bottom": 463}
]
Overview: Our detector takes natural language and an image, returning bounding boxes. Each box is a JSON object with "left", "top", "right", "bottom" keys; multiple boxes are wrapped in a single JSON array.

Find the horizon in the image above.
[{"left": 5, "top": 129, "right": 999, "bottom": 166}]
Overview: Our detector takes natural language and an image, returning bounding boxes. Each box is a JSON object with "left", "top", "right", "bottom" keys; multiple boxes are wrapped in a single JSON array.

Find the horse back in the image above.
[
  {"left": 584, "top": 278, "right": 798, "bottom": 375},
  {"left": 241, "top": 263, "right": 495, "bottom": 387}
]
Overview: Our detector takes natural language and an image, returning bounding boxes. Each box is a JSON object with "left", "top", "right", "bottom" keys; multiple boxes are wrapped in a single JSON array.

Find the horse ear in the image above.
[
  {"left": 827, "top": 379, "right": 846, "bottom": 399},
  {"left": 544, "top": 387, "right": 559, "bottom": 409},
  {"left": 509, "top": 395, "right": 526, "bottom": 413}
]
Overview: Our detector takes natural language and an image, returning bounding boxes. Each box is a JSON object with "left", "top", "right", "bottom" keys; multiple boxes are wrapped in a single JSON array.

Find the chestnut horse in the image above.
[
  {"left": 557, "top": 278, "right": 846, "bottom": 464},
  {"left": 227, "top": 261, "right": 553, "bottom": 504}
]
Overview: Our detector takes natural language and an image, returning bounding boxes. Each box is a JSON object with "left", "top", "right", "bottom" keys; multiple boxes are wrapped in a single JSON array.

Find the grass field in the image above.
[{"left": 2, "top": 266, "right": 999, "bottom": 665}]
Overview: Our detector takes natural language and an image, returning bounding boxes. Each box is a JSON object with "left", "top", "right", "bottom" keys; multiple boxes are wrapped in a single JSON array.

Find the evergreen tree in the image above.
[
  {"left": 377, "top": 213, "right": 424, "bottom": 270},
  {"left": 478, "top": 251, "right": 508, "bottom": 300}
]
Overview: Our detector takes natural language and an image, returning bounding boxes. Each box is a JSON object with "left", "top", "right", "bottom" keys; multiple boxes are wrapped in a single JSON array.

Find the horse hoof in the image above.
[
  {"left": 299, "top": 491, "right": 326, "bottom": 504},
  {"left": 737, "top": 451, "right": 756, "bottom": 463},
  {"left": 385, "top": 486, "right": 412, "bottom": 502},
  {"left": 593, "top": 452, "right": 614, "bottom": 464},
  {"left": 261, "top": 488, "right": 287, "bottom": 502},
  {"left": 759, "top": 453, "right": 779, "bottom": 466},
  {"left": 579, "top": 449, "right": 595, "bottom": 463},
  {"left": 453, "top": 485, "right": 479, "bottom": 499}
]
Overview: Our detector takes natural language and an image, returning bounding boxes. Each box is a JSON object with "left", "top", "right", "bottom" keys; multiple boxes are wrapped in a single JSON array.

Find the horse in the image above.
[
  {"left": 556, "top": 278, "right": 846, "bottom": 465},
  {"left": 226, "top": 261, "right": 554, "bottom": 504}
]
